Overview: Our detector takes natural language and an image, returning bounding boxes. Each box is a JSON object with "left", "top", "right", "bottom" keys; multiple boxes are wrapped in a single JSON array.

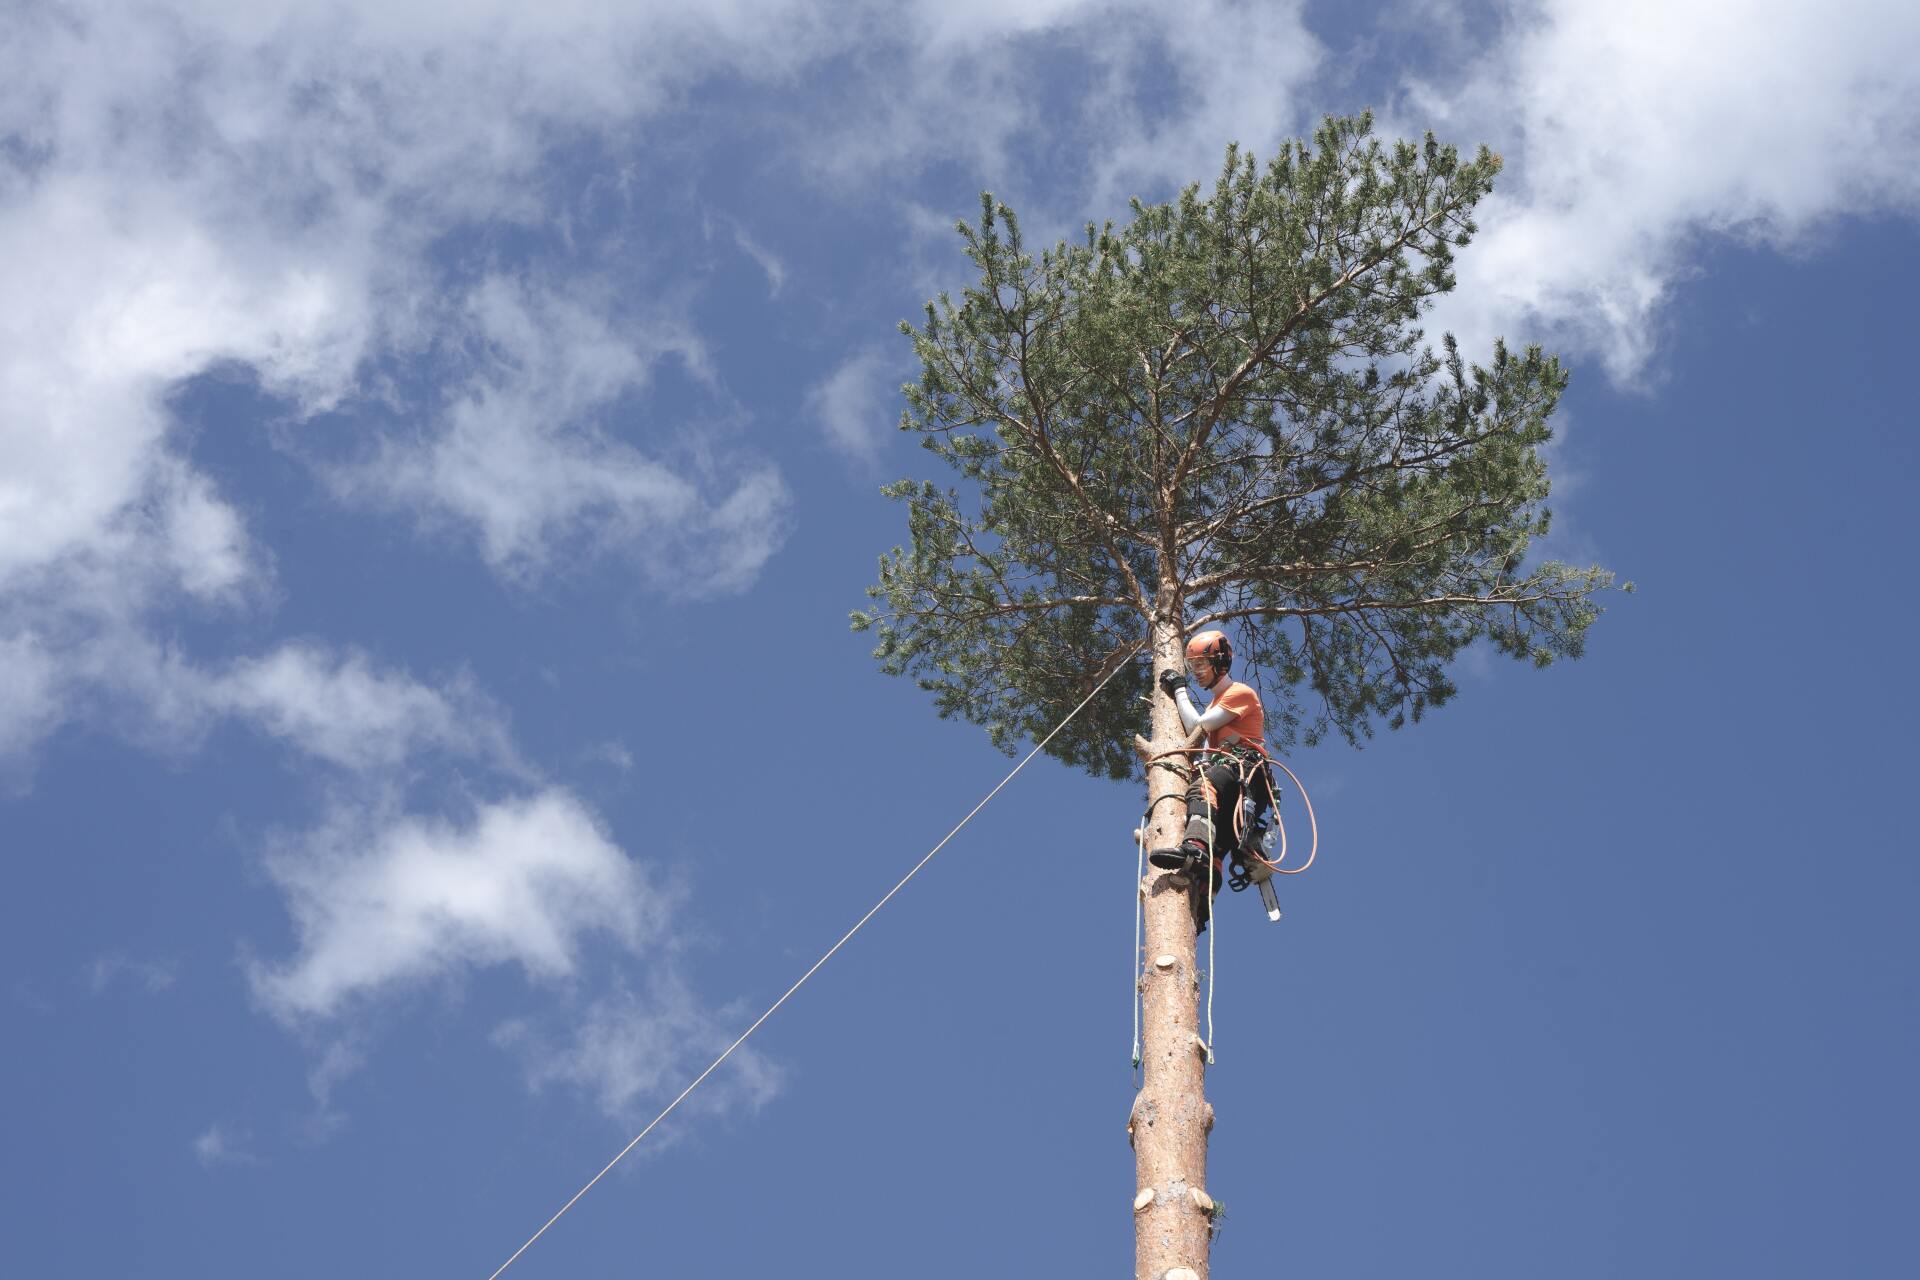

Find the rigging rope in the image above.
[
  {"left": 484, "top": 645, "right": 1141, "bottom": 1280},
  {"left": 1205, "top": 813, "right": 1217, "bottom": 1064},
  {"left": 1132, "top": 820, "right": 1145, "bottom": 1077},
  {"left": 1261, "top": 756, "right": 1319, "bottom": 875},
  {"left": 1130, "top": 788, "right": 1190, "bottom": 1081}
]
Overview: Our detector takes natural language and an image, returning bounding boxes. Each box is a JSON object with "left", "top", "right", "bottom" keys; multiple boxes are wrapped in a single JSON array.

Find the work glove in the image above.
[{"left": 1158, "top": 669, "right": 1186, "bottom": 698}]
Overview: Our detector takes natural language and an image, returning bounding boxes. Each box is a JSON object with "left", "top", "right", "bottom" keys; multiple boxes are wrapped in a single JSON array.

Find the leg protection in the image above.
[{"left": 1185, "top": 759, "right": 1243, "bottom": 855}]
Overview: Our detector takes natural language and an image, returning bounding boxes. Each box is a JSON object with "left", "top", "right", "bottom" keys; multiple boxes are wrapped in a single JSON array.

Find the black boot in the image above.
[{"left": 1148, "top": 838, "right": 1209, "bottom": 872}]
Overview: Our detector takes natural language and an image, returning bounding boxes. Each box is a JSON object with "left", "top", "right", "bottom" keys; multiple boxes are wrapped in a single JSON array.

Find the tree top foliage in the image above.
[{"left": 854, "top": 113, "right": 1618, "bottom": 780}]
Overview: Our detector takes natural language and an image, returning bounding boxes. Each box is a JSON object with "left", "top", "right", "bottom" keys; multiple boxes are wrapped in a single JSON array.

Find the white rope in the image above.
[
  {"left": 483, "top": 647, "right": 1141, "bottom": 1280},
  {"left": 1204, "top": 803, "right": 1216, "bottom": 1065},
  {"left": 1131, "top": 821, "right": 1145, "bottom": 1074}
]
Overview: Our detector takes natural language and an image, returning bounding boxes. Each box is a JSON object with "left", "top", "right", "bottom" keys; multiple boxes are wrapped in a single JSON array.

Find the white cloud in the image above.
[
  {"left": 85, "top": 954, "right": 180, "bottom": 994},
  {"left": 0, "top": 2, "right": 1339, "bottom": 704},
  {"left": 1397, "top": 0, "right": 1920, "bottom": 380},
  {"left": 330, "top": 276, "right": 793, "bottom": 592},
  {"left": 2, "top": 2, "right": 837, "bottom": 775},
  {"left": 193, "top": 1123, "right": 256, "bottom": 1167},
  {"left": 248, "top": 787, "right": 781, "bottom": 1133},
  {"left": 0, "top": 634, "right": 62, "bottom": 765},
  {"left": 807, "top": 346, "right": 899, "bottom": 463},
  {"left": 209, "top": 644, "right": 518, "bottom": 774},
  {"left": 794, "top": 0, "right": 1919, "bottom": 392},
  {"left": 304, "top": 1038, "right": 368, "bottom": 1133},
  {"left": 1079, "top": 0, "right": 1323, "bottom": 210},
  {"left": 155, "top": 460, "right": 256, "bottom": 604},
  {"left": 0, "top": 169, "right": 369, "bottom": 770},
  {"left": 587, "top": 740, "right": 635, "bottom": 771},
  {"left": 727, "top": 220, "right": 789, "bottom": 297},
  {"left": 784, "top": 1, "right": 1322, "bottom": 227},
  {"left": 370, "top": 410, "right": 692, "bottom": 576},
  {"left": 0, "top": 174, "right": 369, "bottom": 611},
  {"left": 0, "top": 610, "right": 517, "bottom": 783},
  {"left": 693, "top": 466, "right": 793, "bottom": 598},
  {"left": 251, "top": 790, "right": 663, "bottom": 1021},
  {"left": 498, "top": 972, "right": 782, "bottom": 1126}
]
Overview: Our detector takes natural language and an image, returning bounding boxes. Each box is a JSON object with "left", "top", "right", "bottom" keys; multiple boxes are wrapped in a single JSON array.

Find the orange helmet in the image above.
[{"left": 1184, "top": 630, "right": 1232, "bottom": 686}]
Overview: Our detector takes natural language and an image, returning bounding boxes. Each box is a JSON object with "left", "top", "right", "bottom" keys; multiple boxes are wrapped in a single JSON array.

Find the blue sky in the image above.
[{"left": 4, "top": 2, "right": 1918, "bottom": 1276}]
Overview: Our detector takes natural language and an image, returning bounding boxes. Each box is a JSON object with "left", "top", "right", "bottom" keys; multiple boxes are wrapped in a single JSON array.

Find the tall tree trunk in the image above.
[{"left": 1130, "top": 610, "right": 1213, "bottom": 1280}]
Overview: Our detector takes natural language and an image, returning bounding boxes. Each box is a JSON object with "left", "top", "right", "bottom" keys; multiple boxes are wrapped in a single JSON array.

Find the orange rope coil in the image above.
[{"left": 1141, "top": 744, "right": 1319, "bottom": 876}]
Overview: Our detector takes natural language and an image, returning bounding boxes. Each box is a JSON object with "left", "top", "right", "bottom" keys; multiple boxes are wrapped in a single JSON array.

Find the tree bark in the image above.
[{"left": 1130, "top": 610, "right": 1213, "bottom": 1280}]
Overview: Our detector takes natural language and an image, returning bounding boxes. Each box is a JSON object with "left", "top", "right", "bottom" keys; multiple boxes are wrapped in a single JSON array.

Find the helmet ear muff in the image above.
[{"left": 1183, "top": 630, "right": 1232, "bottom": 686}]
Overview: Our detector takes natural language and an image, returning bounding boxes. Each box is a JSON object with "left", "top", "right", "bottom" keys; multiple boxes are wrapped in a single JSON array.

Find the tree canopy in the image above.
[{"left": 854, "top": 113, "right": 1617, "bottom": 780}]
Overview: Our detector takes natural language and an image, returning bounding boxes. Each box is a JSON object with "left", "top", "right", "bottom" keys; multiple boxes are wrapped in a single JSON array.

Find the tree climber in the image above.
[{"left": 1149, "top": 630, "right": 1276, "bottom": 925}]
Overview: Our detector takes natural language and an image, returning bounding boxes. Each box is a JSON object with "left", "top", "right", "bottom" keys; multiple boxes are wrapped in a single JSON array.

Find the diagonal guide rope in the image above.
[{"left": 484, "top": 645, "right": 1142, "bottom": 1280}]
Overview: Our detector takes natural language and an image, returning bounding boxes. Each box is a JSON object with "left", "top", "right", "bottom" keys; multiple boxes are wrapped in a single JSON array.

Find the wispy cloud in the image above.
[
  {"left": 0, "top": 634, "right": 62, "bottom": 770},
  {"left": 807, "top": 346, "right": 900, "bottom": 464},
  {"left": 1393, "top": 0, "right": 1920, "bottom": 382},
  {"left": 0, "top": 617, "right": 520, "bottom": 787},
  {"left": 300, "top": 1038, "right": 369, "bottom": 1136},
  {"left": 327, "top": 275, "right": 793, "bottom": 595},
  {"left": 193, "top": 1123, "right": 257, "bottom": 1167},
  {"left": 85, "top": 954, "right": 179, "bottom": 995},
  {"left": 209, "top": 645, "right": 521, "bottom": 775},
  {"left": 726, "top": 219, "right": 789, "bottom": 297},
  {"left": 248, "top": 787, "right": 780, "bottom": 1134},
  {"left": 1078, "top": 0, "right": 1323, "bottom": 211},
  {"left": 250, "top": 789, "right": 663, "bottom": 1022},
  {"left": 2, "top": 2, "right": 835, "bottom": 779},
  {"left": 496, "top": 970, "right": 782, "bottom": 1132},
  {"left": 587, "top": 740, "right": 636, "bottom": 772},
  {"left": 783, "top": 0, "right": 1322, "bottom": 228}
]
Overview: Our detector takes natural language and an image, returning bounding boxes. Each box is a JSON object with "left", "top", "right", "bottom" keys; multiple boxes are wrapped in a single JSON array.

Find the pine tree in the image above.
[{"left": 854, "top": 113, "right": 1616, "bottom": 1280}]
